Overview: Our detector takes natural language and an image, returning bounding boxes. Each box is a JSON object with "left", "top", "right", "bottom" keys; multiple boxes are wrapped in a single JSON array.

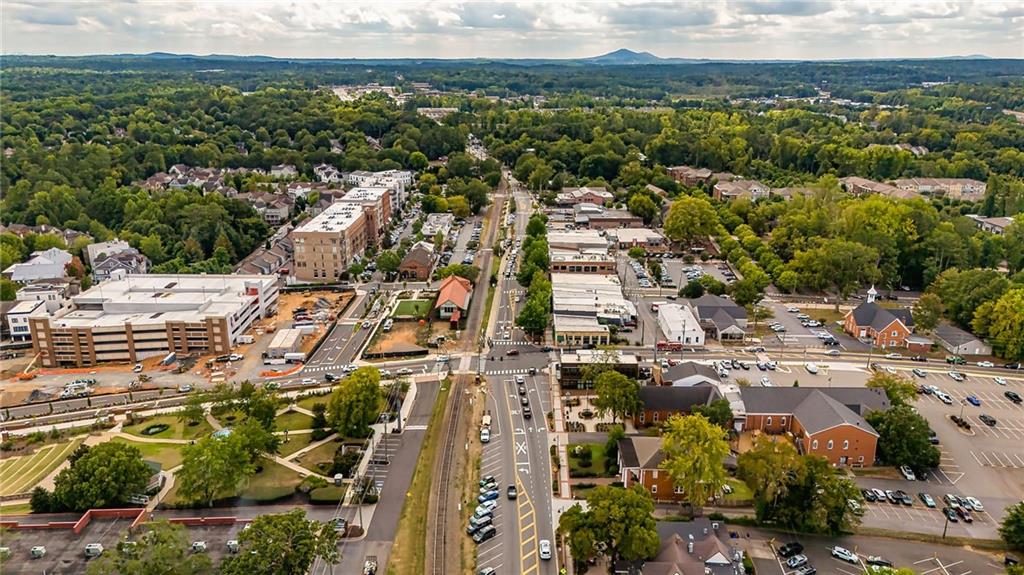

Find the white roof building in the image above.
[
  {"left": 2, "top": 248, "right": 72, "bottom": 283},
  {"left": 658, "top": 303, "right": 705, "bottom": 346}
]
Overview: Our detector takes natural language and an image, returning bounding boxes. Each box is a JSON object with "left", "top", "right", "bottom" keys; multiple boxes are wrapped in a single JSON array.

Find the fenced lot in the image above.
[{"left": 0, "top": 438, "right": 82, "bottom": 496}]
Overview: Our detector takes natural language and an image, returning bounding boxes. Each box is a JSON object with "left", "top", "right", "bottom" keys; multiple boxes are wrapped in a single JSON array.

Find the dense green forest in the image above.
[{"left": 2, "top": 55, "right": 1023, "bottom": 357}]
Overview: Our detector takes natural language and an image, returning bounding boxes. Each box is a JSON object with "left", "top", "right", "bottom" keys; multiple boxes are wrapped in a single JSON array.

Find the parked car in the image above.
[
  {"left": 30, "top": 546, "right": 46, "bottom": 559},
  {"left": 900, "top": 465, "right": 916, "bottom": 481},
  {"left": 919, "top": 492, "right": 936, "bottom": 508},
  {"left": 477, "top": 490, "right": 500, "bottom": 504},
  {"left": 787, "top": 555, "right": 809, "bottom": 569},
  {"left": 831, "top": 546, "right": 859, "bottom": 564},
  {"left": 885, "top": 353, "right": 903, "bottom": 360},
  {"left": 943, "top": 507, "right": 959, "bottom": 522},
  {"left": 777, "top": 542, "right": 804, "bottom": 558},
  {"left": 966, "top": 395, "right": 981, "bottom": 406},
  {"left": 862, "top": 489, "right": 877, "bottom": 502},
  {"left": 1005, "top": 390, "right": 1022, "bottom": 404},
  {"left": 479, "top": 428, "right": 490, "bottom": 443},
  {"left": 866, "top": 556, "right": 894, "bottom": 567},
  {"left": 472, "top": 525, "right": 497, "bottom": 544},
  {"left": 912, "top": 368, "right": 927, "bottom": 378},
  {"left": 965, "top": 497, "right": 984, "bottom": 511},
  {"left": 995, "top": 376, "right": 1008, "bottom": 386},
  {"left": 957, "top": 507, "right": 974, "bottom": 523},
  {"left": 949, "top": 370, "right": 966, "bottom": 381},
  {"left": 977, "top": 361, "right": 995, "bottom": 368},
  {"left": 979, "top": 414, "right": 998, "bottom": 427},
  {"left": 760, "top": 377, "right": 773, "bottom": 387},
  {"left": 804, "top": 362, "right": 819, "bottom": 375}
]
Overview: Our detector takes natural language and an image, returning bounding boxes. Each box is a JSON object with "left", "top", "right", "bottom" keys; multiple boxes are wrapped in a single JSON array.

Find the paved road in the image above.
[{"left": 475, "top": 177, "right": 559, "bottom": 575}]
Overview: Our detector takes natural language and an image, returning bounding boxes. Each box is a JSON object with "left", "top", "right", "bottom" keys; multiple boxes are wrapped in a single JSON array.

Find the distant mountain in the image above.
[{"left": 582, "top": 49, "right": 664, "bottom": 65}]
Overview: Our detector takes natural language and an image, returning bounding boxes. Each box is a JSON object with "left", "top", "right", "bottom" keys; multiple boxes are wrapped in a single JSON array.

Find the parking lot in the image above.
[{"left": 753, "top": 530, "right": 1006, "bottom": 575}]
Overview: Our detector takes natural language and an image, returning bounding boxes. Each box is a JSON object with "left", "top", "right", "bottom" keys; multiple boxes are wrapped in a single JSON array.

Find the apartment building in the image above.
[
  {"left": 893, "top": 178, "right": 987, "bottom": 201},
  {"left": 335, "top": 187, "right": 392, "bottom": 242},
  {"left": 293, "top": 202, "right": 370, "bottom": 282},
  {"left": 29, "top": 274, "right": 278, "bottom": 367}
]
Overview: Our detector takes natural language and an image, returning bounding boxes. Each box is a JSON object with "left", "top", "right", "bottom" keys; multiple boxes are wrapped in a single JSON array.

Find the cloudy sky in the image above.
[{"left": 3, "top": 1, "right": 1022, "bottom": 60}]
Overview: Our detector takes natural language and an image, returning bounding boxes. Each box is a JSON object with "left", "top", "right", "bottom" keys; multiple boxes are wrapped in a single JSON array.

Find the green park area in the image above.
[
  {"left": 0, "top": 439, "right": 83, "bottom": 496},
  {"left": 122, "top": 414, "right": 213, "bottom": 441},
  {"left": 110, "top": 437, "right": 184, "bottom": 469},
  {"left": 392, "top": 299, "right": 432, "bottom": 317}
]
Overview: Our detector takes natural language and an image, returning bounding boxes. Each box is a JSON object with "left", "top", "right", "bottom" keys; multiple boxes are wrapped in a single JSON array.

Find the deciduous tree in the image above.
[
  {"left": 327, "top": 367, "right": 383, "bottom": 437},
  {"left": 558, "top": 486, "right": 659, "bottom": 564},
  {"left": 86, "top": 521, "right": 212, "bottom": 575},
  {"left": 592, "top": 371, "right": 640, "bottom": 425},
  {"left": 912, "top": 293, "right": 944, "bottom": 333},
  {"left": 52, "top": 442, "right": 151, "bottom": 511},
  {"left": 659, "top": 414, "right": 730, "bottom": 509},
  {"left": 663, "top": 196, "right": 718, "bottom": 248},
  {"left": 176, "top": 434, "right": 254, "bottom": 507},
  {"left": 866, "top": 405, "right": 940, "bottom": 474},
  {"left": 865, "top": 371, "right": 918, "bottom": 407},
  {"left": 220, "top": 509, "right": 338, "bottom": 575},
  {"left": 1001, "top": 501, "right": 1024, "bottom": 551}
]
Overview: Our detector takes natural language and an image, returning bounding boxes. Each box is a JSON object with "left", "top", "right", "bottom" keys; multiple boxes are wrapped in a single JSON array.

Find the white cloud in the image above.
[{"left": 1, "top": 0, "right": 1019, "bottom": 59}]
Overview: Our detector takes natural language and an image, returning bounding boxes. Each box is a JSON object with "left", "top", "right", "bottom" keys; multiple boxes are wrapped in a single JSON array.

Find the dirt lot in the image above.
[
  {"left": 366, "top": 320, "right": 456, "bottom": 355},
  {"left": 270, "top": 291, "right": 352, "bottom": 326}
]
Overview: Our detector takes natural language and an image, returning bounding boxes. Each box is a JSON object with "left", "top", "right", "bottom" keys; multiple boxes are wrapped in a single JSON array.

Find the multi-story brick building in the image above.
[
  {"left": 29, "top": 274, "right": 278, "bottom": 367},
  {"left": 293, "top": 202, "right": 370, "bottom": 282}
]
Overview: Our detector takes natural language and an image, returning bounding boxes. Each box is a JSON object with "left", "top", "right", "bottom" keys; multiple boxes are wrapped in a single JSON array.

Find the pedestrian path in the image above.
[
  {"left": 489, "top": 340, "right": 533, "bottom": 346},
  {"left": 484, "top": 368, "right": 533, "bottom": 376}
]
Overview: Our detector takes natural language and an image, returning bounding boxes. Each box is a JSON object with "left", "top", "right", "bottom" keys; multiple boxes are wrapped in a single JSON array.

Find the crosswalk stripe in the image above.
[{"left": 484, "top": 368, "right": 531, "bottom": 375}]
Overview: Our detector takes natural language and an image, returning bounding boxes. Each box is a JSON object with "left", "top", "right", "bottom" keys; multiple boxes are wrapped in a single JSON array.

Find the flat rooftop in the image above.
[
  {"left": 605, "top": 228, "right": 666, "bottom": 242},
  {"left": 553, "top": 314, "right": 610, "bottom": 333},
  {"left": 49, "top": 274, "right": 275, "bottom": 328},
  {"left": 338, "top": 186, "right": 389, "bottom": 203},
  {"left": 295, "top": 202, "right": 364, "bottom": 233},
  {"left": 560, "top": 349, "right": 638, "bottom": 364}
]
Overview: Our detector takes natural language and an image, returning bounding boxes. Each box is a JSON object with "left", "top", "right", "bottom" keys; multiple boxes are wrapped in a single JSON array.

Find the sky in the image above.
[{"left": 3, "top": 0, "right": 1023, "bottom": 61}]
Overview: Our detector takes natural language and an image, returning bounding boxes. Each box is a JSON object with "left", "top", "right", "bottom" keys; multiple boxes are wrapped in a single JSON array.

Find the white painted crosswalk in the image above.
[
  {"left": 490, "top": 340, "right": 533, "bottom": 346},
  {"left": 485, "top": 368, "right": 532, "bottom": 376}
]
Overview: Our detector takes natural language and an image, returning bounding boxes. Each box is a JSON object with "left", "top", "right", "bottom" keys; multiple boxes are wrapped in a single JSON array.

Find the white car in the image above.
[
  {"left": 480, "top": 428, "right": 490, "bottom": 443},
  {"left": 965, "top": 496, "right": 984, "bottom": 511},
  {"left": 133, "top": 363, "right": 143, "bottom": 373},
  {"left": 884, "top": 366, "right": 897, "bottom": 374},
  {"left": 936, "top": 392, "right": 953, "bottom": 404},
  {"left": 899, "top": 465, "right": 916, "bottom": 481},
  {"left": 436, "top": 354, "right": 450, "bottom": 363},
  {"left": 977, "top": 361, "right": 994, "bottom": 368},
  {"left": 760, "top": 377, "right": 773, "bottom": 387},
  {"left": 191, "top": 541, "right": 207, "bottom": 553},
  {"left": 396, "top": 368, "right": 413, "bottom": 375},
  {"left": 885, "top": 353, "right": 903, "bottom": 360},
  {"left": 831, "top": 546, "right": 859, "bottom": 564},
  {"left": 30, "top": 546, "right": 46, "bottom": 559},
  {"left": 825, "top": 349, "right": 841, "bottom": 357},
  {"left": 804, "top": 363, "right": 819, "bottom": 375},
  {"left": 539, "top": 539, "right": 552, "bottom": 560},
  {"left": 301, "top": 378, "right": 317, "bottom": 385},
  {"left": 84, "top": 543, "right": 104, "bottom": 558},
  {"left": 787, "top": 306, "right": 800, "bottom": 313},
  {"left": 994, "top": 377, "right": 1007, "bottom": 386}
]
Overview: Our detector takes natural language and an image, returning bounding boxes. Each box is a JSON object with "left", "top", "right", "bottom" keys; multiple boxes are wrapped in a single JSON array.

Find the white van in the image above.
[{"left": 84, "top": 543, "right": 104, "bottom": 558}]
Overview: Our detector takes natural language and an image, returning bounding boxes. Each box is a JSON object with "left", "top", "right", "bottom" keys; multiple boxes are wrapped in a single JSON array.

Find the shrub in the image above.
[
  {"left": 311, "top": 428, "right": 332, "bottom": 441},
  {"left": 330, "top": 449, "right": 362, "bottom": 478}
]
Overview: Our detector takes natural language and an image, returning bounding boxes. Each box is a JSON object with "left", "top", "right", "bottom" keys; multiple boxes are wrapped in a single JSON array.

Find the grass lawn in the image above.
[
  {"left": 295, "top": 438, "right": 342, "bottom": 474},
  {"left": 0, "top": 438, "right": 83, "bottom": 496},
  {"left": 567, "top": 443, "right": 614, "bottom": 478},
  {"left": 387, "top": 379, "right": 451, "bottom": 575},
  {"left": 797, "top": 306, "right": 847, "bottom": 325},
  {"left": 277, "top": 431, "right": 316, "bottom": 457},
  {"left": 392, "top": 299, "right": 431, "bottom": 317},
  {"left": 0, "top": 502, "right": 32, "bottom": 516},
  {"left": 110, "top": 437, "right": 184, "bottom": 469},
  {"left": 275, "top": 410, "right": 314, "bottom": 431},
  {"left": 310, "top": 485, "right": 347, "bottom": 503},
  {"left": 240, "top": 458, "right": 305, "bottom": 501},
  {"left": 295, "top": 394, "right": 330, "bottom": 412},
  {"left": 723, "top": 477, "right": 754, "bottom": 504},
  {"left": 123, "top": 414, "right": 212, "bottom": 441}
]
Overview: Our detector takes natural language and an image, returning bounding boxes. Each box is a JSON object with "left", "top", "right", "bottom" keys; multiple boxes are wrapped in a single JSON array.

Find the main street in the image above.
[{"left": 476, "top": 177, "right": 559, "bottom": 575}]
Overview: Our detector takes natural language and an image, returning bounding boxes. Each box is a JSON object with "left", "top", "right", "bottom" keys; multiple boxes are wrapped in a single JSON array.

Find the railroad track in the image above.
[{"left": 430, "top": 376, "right": 465, "bottom": 575}]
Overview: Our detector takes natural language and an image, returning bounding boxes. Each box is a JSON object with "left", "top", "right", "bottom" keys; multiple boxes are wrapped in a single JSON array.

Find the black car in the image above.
[
  {"left": 862, "top": 489, "right": 877, "bottom": 502},
  {"left": 895, "top": 490, "right": 913, "bottom": 506},
  {"left": 523, "top": 406, "right": 532, "bottom": 419},
  {"left": 777, "top": 542, "right": 804, "bottom": 558},
  {"left": 518, "top": 385, "right": 527, "bottom": 395},
  {"left": 325, "top": 373, "right": 339, "bottom": 382},
  {"left": 943, "top": 507, "right": 959, "bottom": 522},
  {"left": 1004, "top": 363, "right": 1021, "bottom": 370},
  {"left": 867, "top": 556, "right": 894, "bottom": 567},
  {"left": 1005, "top": 391, "right": 1023, "bottom": 404},
  {"left": 520, "top": 396, "right": 529, "bottom": 406},
  {"left": 472, "top": 525, "right": 497, "bottom": 543},
  {"left": 540, "top": 346, "right": 554, "bottom": 352},
  {"left": 507, "top": 485, "right": 518, "bottom": 500},
  {"left": 979, "top": 414, "right": 998, "bottom": 427},
  {"left": 910, "top": 355, "right": 928, "bottom": 362},
  {"left": 885, "top": 490, "right": 900, "bottom": 504},
  {"left": 730, "top": 359, "right": 741, "bottom": 369}
]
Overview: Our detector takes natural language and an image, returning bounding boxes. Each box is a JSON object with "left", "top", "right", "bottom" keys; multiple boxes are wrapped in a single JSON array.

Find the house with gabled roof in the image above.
[
  {"left": 614, "top": 519, "right": 744, "bottom": 575},
  {"left": 633, "top": 385, "right": 720, "bottom": 428},
  {"left": 687, "top": 294, "right": 747, "bottom": 341},
  {"left": 435, "top": 275, "right": 473, "bottom": 327},
  {"left": 398, "top": 241, "right": 435, "bottom": 280},
  {"left": 739, "top": 387, "right": 889, "bottom": 467},
  {"left": 842, "top": 290, "right": 915, "bottom": 349}
]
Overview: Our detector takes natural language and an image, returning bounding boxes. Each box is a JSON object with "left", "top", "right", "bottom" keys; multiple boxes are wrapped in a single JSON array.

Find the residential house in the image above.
[
  {"left": 933, "top": 323, "right": 993, "bottom": 356},
  {"left": 770, "top": 186, "right": 814, "bottom": 201},
  {"left": 687, "top": 294, "right": 747, "bottom": 342},
  {"left": 842, "top": 290, "right": 916, "bottom": 349},
  {"left": 313, "top": 163, "right": 343, "bottom": 183},
  {"left": 555, "top": 186, "right": 614, "bottom": 207},
  {"left": 285, "top": 181, "right": 314, "bottom": 200},
  {"left": 92, "top": 248, "right": 150, "bottom": 283},
  {"left": 712, "top": 179, "right": 770, "bottom": 202},
  {"left": 270, "top": 164, "right": 298, "bottom": 178},
  {"left": 657, "top": 305, "right": 705, "bottom": 346},
  {"left": 840, "top": 176, "right": 902, "bottom": 197},
  {"left": 398, "top": 241, "right": 435, "bottom": 280},
  {"left": 2, "top": 248, "right": 72, "bottom": 283},
  {"left": 617, "top": 436, "right": 676, "bottom": 501},
  {"left": 613, "top": 519, "right": 744, "bottom": 575},
  {"left": 739, "top": 387, "right": 890, "bottom": 467},
  {"left": 644, "top": 183, "right": 668, "bottom": 198},
  {"left": 634, "top": 385, "right": 720, "bottom": 428},
  {"left": 435, "top": 275, "right": 473, "bottom": 327},
  {"left": 892, "top": 178, "right": 987, "bottom": 201},
  {"left": 235, "top": 226, "right": 294, "bottom": 276},
  {"left": 970, "top": 215, "right": 1015, "bottom": 235},
  {"left": 84, "top": 240, "right": 132, "bottom": 267},
  {"left": 666, "top": 166, "right": 713, "bottom": 187}
]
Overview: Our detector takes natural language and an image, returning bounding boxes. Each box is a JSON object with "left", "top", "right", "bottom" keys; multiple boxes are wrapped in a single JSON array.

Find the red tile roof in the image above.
[{"left": 435, "top": 275, "right": 473, "bottom": 310}]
